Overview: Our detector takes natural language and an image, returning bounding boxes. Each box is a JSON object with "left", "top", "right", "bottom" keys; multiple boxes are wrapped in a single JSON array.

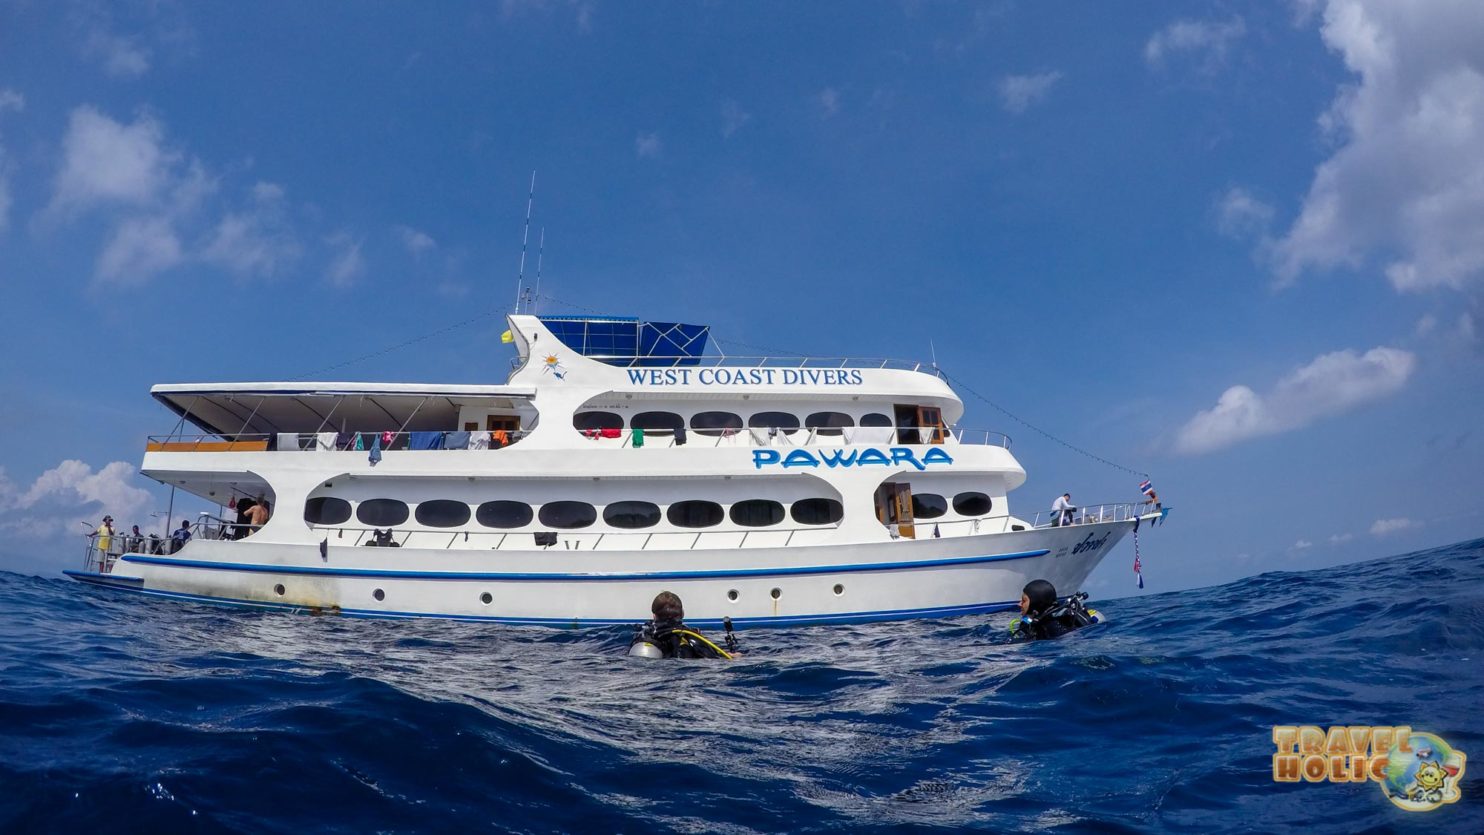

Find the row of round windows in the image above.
[
  {"left": 304, "top": 496, "right": 847, "bottom": 530},
  {"left": 574, "top": 409, "right": 893, "bottom": 436}
]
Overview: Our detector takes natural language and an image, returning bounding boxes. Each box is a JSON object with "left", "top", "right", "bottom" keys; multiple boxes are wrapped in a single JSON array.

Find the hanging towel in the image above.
[
  {"left": 749, "top": 427, "right": 769, "bottom": 446},
  {"left": 382, "top": 431, "right": 395, "bottom": 445},
  {"left": 445, "top": 431, "right": 471, "bottom": 449},
  {"left": 337, "top": 432, "right": 354, "bottom": 450},
  {"left": 841, "top": 427, "right": 858, "bottom": 444},
  {"left": 468, "top": 432, "right": 488, "bottom": 450},
  {"left": 368, "top": 434, "right": 382, "bottom": 466},
  {"left": 632, "top": 428, "right": 644, "bottom": 448},
  {"left": 277, "top": 433, "right": 300, "bottom": 450},
  {"left": 316, "top": 432, "right": 336, "bottom": 450},
  {"left": 674, "top": 426, "right": 687, "bottom": 446},
  {"left": 354, "top": 433, "right": 366, "bottom": 451},
  {"left": 410, "top": 431, "right": 442, "bottom": 450},
  {"left": 599, "top": 427, "right": 621, "bottom": 439},
  {"left": 493, "top": 429, "right": 510, "bottom": 447}
]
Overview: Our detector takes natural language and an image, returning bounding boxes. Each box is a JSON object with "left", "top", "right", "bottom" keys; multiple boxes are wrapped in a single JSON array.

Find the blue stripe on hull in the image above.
[
  {"left": 65, "top": 573, "right": 1019, "bottom": 628},
  {"left": 117, "top": 548, "right": 1051, "bottom": 582}
]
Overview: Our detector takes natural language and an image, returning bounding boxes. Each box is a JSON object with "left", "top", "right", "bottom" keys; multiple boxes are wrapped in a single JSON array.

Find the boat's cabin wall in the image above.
[
  {"left": 303, "top": 475, "right": 846, "bottom": 534},
  {"left": 569, "top": 394, "right": 955, "bottom": 442},
  {"left": 454, "top": 403, "right": 539, "bottom": 434}
]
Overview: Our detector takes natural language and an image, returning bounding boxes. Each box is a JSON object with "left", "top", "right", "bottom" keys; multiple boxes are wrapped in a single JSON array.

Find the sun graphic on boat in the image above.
[{"left": 542, "top": 353, "right": 567, "bottom": 380}]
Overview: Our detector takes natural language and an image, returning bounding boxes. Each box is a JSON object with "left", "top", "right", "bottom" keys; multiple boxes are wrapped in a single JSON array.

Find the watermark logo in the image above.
[{"left": 1271, "top": 725, "right": 1466, "bottom": 812}]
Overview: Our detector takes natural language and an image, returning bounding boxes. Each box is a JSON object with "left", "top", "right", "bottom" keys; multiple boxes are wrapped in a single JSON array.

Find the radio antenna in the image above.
[
  {"left": 929, "top": 339, "right": 939, "bottom": 370},
  {"left": 513, "top": 170, "right": 536, "bottom": 313},
  {"left": 532, "top": 227, "right": 545, "bottom": 315}
]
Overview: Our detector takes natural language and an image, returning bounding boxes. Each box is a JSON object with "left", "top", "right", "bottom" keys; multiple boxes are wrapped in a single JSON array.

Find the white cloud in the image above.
[
  {"left": 84, "top": 29, "right": 151, "bottom": 78},
  {"left": 47, "top": 106, "right": 176, "bottom": 217},
  {"left": 1216, "top": 186, "right": 1275, "bottom": 240},
  {"left": 1370, "top": 517, "right": 1420, "bottom": 536},
  {"left": 1292, "top": 539, "right": 1313, "bottom": 550},
  {"left": 394, "top": 224, "right": 436, "bottom": 257},
  {"left": 1174, "top": 346, "right": 1416, "bottom": 454},
  {"left": 1275, "top": 1, "right": 1484, "bottom": 297},
  {"left": 96, "top": 215, "right": 183, "bottom": 283},
  {"left": 325, "top": 232, "right": 365, "bottom": 287},
  {"left": 0, "top": 89, "right": 20, "bottom": 233},
  {"left": 998, "top": 71, "right": 1063, "bottom": 114},
  {"left": 201, "top": 182, "right": 301, "bottom": 278},
  {"left": 1144, "top": 17, "right": 1247, "bottom": 68},
  {"left": 721, "top": 100, "right": 751, "bottom": 138},
  {"left": 818, "top": 87, "right": 841, "bottom": 117},
  {"left": 635, "top": 132, "right": 661, "bottom": 158},
  {"left": 1328, "top": 532, "right": 1355, "bottom": 544},
  {"left": 0, "top": 460, "right": 153, "bottom": 542}
]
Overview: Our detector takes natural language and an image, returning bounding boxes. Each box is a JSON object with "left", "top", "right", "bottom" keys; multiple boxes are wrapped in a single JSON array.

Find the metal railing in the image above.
[
  {"left": 1026, "top": 502, "right": 1161, "bottom": 529},
  {"left": 307, "top": 523, "right": 843, "bottom": 551},
  {"left": 575, "top": 426, "right": 1011, "bottom": 449},
  {"left": 146, "top": 430, "right": 529, "bottom": 453},
  {"left": 80, "top": 515, "right": 263, "bottom": 573},
  {"left": 586, "top": 354, "right": 935, "bottom": 372}
]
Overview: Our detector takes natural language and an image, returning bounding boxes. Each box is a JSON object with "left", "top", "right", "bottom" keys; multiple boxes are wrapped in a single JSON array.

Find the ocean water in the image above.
[{"left": 2, "top": 540, "right": 1481, "bottom": 833}]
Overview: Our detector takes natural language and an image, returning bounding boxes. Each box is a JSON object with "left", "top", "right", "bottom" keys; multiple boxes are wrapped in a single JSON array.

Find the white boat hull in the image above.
[{"left": 66, "top": 521, "right": 1136, "bottom": 627}]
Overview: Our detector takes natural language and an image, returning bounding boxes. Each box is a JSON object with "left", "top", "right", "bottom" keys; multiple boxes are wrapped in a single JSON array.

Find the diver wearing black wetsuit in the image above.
[
  {"left": 1009, "top": 579, "right": 1103, "bottom": 642},
  {"left": 628, "top": 591, "right": 738, "bottom": 659}
]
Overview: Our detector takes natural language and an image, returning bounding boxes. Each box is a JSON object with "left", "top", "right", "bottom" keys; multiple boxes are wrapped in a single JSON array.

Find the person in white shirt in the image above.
[{"left": 1051, "top": 493, "right": 1074, "bottom": 526}]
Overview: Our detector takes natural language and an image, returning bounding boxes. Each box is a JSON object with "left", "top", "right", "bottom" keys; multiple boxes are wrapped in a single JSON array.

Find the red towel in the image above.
[{"left": 600, "top": 427, "right": 621, "bottom": 439}]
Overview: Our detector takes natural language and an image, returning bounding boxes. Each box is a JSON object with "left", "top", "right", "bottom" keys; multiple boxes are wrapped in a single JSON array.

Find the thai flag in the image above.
[{"left": 1139, "top": 479, "right": 1155, "bottom": 497}]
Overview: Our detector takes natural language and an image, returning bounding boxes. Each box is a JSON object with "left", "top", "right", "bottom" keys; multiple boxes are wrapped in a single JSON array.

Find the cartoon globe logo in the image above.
[{"left": 1380, "top": 732, "right": 1466, "bottom": 811}]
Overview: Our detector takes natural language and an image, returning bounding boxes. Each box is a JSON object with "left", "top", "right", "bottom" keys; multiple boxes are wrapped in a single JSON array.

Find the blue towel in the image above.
[
  {"left": 410, "top": 431, "right": 442, "bottom": 450},
  {"left": 444, "top": 431, "right": 471, "bottom": 449},
  {"left": 368, "top": 434, "right": 382, "bottom": 466}
]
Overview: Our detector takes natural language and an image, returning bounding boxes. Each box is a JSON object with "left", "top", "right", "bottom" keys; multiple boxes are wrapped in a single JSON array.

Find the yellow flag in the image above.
[{"left": 500, "top": 330, "right": 514, "bottom": 343}]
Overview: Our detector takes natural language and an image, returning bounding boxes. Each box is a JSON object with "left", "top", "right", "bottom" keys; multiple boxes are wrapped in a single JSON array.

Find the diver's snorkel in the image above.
[{"left": 722, "top": 617, "right": 739, "bottom": 654}]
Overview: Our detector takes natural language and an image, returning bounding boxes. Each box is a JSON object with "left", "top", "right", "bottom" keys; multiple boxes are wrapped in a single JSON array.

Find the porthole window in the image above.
[
  {"left": 475, "top": 500, "right": 533, "bottom": 529},
  {"left": 631, "top": 411, "right": 684, "bottom": 432},
  {"left": 539, "top": 501, "right": 596, "bottom": 529},
  {"left": 748, "top": 411, "right": 800, "bottom": 435},
  {"left": 791, "top": 498, "right": 844, "bottom": 526},
  {"left": 911, "top": 493, "right": 948, "bottom": 520},
  {"left": 303, "top": 497, "right": 351, "bottom": 525},
  {"left": 668, "top": 500, "right": 724, "bottom": 528},
  {"left": 356, "top": 499, "right": 409, "bottom": 527},
  {"left": 833, "top": 584, "right": 845, "bottom": 596},
  {"left": 603, "top": 501, "right": 661, "bottom": 529},
  {"left": 953, "top": 492, "right": 993, "bottom": 516},
  {"left": 273, "top": 584, "right": 285, "bottom": 596},
  {"left": 860, "top": 413, "right": 893, "bottom": 427},
  {"left": 414, "top": 500, "right": 471, "bottom": 528},
  {"left": 480, "top": 592, "right": 493, "bottom": 605},
  {"left": 573, "top": 411, "right": 623, "bottom": 431},
  {"left": 729, "top": 499, "right": 784, "bottom": 527},
  {"left": 372, "top": 588, "right": 385, "bottom": 601},
  {"left": 770, "top": 587, "right": 782, "bottom": 600},
  {"left": 805, "top": 411, "right": 855, "bottom": 436},
  {"left": 691, "top": 411, "right": 744, "bottom": 437},
  {"left": 727, "top": 589, "right": 739, "bottom": 602}
]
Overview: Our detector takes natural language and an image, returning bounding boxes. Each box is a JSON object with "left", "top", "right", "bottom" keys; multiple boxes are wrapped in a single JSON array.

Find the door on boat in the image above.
[
  {"left": 893, "top": 404, "right": 919, "bottom": 444},
  {"left": 917, "top": 406, "right": 945, "bottom": 444},
  {"left": 874, "top": 482, "right": 916, "bottom": 539}
]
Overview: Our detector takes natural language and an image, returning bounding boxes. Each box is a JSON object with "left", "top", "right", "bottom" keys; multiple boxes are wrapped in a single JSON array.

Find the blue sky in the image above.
[{"left": 0, "top": 1, "right": 1480, "bottom": 592}]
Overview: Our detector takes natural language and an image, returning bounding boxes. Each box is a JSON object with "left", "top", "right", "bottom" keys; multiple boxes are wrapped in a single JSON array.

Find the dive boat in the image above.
[{"left": 66, "top": 315, "right": 1163, "bottom": 626}]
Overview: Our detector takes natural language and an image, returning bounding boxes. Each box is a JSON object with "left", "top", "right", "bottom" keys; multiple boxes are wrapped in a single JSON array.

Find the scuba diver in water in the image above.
[
  {"left": 628, "top": 591, "right": 739, "bottom": 659},
  {"left": 1008, "top": 579, "right": 1104, "bottom": 642}
]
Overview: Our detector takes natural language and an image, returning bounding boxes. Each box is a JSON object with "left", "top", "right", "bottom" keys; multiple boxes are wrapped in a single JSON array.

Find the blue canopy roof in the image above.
[{"left": 539, "top": 316, "right": 710, "bottom": 367}]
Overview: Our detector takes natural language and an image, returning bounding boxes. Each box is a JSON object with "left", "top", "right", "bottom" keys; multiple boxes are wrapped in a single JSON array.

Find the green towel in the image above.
[{"left": 632, "top": 427, "right": 645, "bottom": 448}]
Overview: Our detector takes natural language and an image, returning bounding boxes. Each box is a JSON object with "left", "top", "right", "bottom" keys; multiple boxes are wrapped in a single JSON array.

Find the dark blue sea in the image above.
[{"left": 3, "top": 540, "right": 1482, "bottom": 833}]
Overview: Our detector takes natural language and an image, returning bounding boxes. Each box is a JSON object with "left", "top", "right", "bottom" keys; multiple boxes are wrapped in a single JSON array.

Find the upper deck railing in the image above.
[
  {"left": 144, "top": 426, "right": 1012, "bottom": 452},
  {"left": 582, "top": 354, "right": 938, "bottom": 372}
]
